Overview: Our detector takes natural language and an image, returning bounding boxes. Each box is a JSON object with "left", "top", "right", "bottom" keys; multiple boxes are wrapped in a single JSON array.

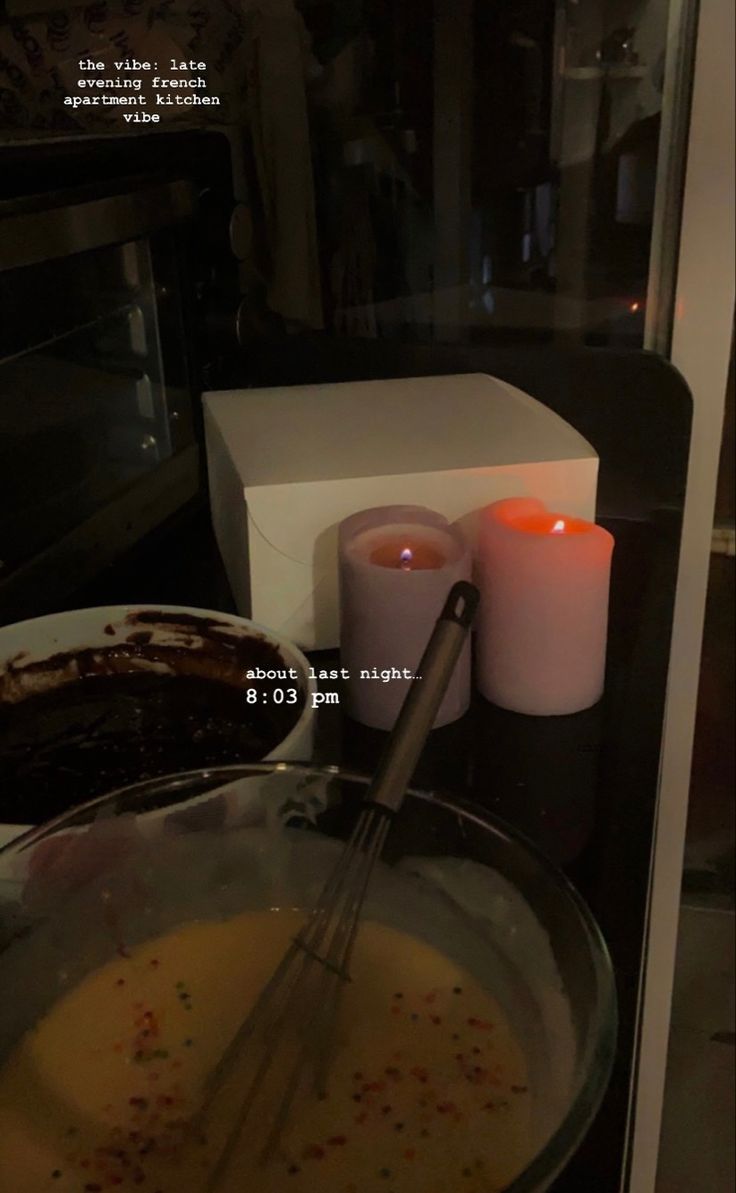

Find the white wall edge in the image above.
[{"left": 627, "top": 0, "right": 736, "bottom": 1189}]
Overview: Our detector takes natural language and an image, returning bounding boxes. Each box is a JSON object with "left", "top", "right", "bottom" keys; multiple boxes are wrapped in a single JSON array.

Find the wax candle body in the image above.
[
  {"left": 339, "top": 506, "right": 472, "bottom": 730},
  {"left": 476, "top": 497, "right": 614, "bottom": 715}
]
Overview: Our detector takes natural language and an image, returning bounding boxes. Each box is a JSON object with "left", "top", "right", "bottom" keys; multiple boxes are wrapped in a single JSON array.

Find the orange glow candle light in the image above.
[
  {"left": 369, "top": 540, "right": 447, "bottom": 570},
  {"left": 339, "top": 506, "right": 471, "bottom": 730},
  {"left": 476, "top": 497, "right": 614, "bottom": 715}
]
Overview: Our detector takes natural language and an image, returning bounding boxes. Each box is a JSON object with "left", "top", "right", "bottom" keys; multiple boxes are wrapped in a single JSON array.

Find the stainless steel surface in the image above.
[
  {"left": 367, "top": 581, "right": 479, "bottom": 813},
  {"left": 0, "top": 179, "right": 195, "bottom": 272}
]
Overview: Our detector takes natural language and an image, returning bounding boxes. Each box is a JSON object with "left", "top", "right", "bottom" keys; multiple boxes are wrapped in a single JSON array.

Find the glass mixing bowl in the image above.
[{"left": 0, "top": 764, "right": 616, "bottom": 1192}]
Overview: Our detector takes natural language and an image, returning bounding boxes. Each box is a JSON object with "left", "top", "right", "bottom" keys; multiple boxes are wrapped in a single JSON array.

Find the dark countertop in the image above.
[
  {"left": 0, "top": 340, "right": 692, "bottom": 1189},
  {"left": 42, "top": 488, "right": 683, "bottom": 1193}
]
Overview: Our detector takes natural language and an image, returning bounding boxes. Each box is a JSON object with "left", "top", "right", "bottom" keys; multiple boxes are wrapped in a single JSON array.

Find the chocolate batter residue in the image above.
[{"left": 0, "top": 612, "right": 306, "bottom": 823}]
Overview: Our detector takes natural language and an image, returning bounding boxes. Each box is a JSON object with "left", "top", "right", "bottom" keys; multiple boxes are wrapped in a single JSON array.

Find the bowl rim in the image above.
[
  {"left": 409, "top": 779, "right": 618, "bottom": 1192},
  {"left": 0, "top": 603, "right": 318, "bottom": 761},
  {"left": 0, "top": 760, "right": 617, "bottom": 1189}
]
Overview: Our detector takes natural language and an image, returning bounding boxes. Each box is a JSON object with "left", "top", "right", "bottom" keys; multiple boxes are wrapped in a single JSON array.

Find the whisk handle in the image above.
[{"left": 366, "top": 581, "right": 479, "bottom": 815}]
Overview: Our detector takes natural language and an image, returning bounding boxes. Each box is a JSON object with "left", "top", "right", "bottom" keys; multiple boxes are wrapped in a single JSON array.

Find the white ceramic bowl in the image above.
[{"left": 0, "top": 605, "right": 317, "bottom": 834}]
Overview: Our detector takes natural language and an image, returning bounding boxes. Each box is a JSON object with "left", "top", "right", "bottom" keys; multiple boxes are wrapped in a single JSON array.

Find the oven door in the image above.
[{"left": 0, "top": 179, "right": 200, "bottom": 625}]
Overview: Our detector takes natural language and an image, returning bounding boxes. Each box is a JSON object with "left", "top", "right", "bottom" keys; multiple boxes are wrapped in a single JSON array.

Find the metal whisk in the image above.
[{"left": 202, "top": 580, "right": 479, "bottom": 1188}]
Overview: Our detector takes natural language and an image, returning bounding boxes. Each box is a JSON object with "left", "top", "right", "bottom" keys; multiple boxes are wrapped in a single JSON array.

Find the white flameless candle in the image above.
[
  {"left": 339, "top": 506, "right": 471, "bottom": 730},
  {"left": 476, "top": 497, "right": 614, "bottom": 715}
]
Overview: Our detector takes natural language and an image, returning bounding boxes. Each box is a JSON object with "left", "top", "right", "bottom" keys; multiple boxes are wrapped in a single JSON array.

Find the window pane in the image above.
[{"left": 303, "top": 0, "right": 694, "bottom": 348}]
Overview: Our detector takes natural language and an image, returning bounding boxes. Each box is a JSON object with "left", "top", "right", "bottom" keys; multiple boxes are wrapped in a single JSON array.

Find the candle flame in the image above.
[
  {"left": 400, "top": 547, "right": 413, "bottom": 569},
  {"left": 551, "top": 519, "right": 566, "bottom": 534},
  {"left": 629, "top": 300, "right": 640, "bottom": 312}
]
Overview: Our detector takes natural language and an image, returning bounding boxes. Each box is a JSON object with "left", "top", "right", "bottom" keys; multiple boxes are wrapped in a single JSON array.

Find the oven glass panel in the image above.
[{"left": 0, "top": 235, "right": 189, "bottom": 577}]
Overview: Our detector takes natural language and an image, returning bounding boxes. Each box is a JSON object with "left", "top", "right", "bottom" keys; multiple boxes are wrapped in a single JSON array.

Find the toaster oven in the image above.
[{"left": 0, "top": 128, "right": 242, "bottom": 625}]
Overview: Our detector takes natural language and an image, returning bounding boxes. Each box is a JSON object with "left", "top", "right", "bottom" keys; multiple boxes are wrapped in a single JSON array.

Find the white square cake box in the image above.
[{"left": 204, "top": 374, "right": 599, "bottom": 650}]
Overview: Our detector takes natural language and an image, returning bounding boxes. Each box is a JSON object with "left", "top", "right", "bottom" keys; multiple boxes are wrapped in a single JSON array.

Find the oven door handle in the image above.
[{"left": 0, "top": 179, "right": 196, "bottom": 272}]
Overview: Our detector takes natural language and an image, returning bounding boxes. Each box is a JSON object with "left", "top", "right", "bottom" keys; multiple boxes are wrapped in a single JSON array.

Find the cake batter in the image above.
[{"left": 0, "top": 910, "right": 532, "bottom": 1192}]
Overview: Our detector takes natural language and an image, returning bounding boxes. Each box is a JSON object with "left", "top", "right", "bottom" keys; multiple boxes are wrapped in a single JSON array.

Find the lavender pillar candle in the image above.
[{"left": 339, "top": 505, "right": 472, "bottom": 730}]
